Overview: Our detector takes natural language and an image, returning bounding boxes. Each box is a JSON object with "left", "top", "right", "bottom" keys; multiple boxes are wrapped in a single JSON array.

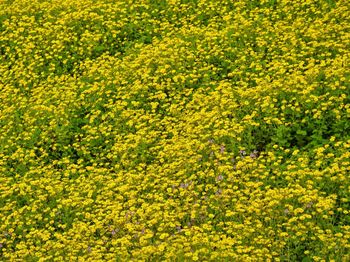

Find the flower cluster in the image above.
[{"left": 1, "top": 0, "right": 350, "bottom": 260}]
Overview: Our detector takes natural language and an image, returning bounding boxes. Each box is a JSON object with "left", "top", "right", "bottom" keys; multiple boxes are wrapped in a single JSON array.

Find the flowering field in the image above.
[{"left": 0, "top": 0, "right": 350, "bottom": 260}]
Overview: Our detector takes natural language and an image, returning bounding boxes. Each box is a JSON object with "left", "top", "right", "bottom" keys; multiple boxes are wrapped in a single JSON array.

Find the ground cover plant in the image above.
[{"left": 0, "top": 0, "right": 350, "bottom": 261}]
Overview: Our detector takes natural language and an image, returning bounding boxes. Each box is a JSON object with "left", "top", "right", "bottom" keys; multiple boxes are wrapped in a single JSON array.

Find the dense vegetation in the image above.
[{"left": 0, "top": 0, "right": 349, "bottom": 260}]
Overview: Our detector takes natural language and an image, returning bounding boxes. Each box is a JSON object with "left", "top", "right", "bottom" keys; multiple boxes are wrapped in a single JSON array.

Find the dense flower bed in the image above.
[{"left": 0, "top": 0, "right": 349, "bottom": 260}]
